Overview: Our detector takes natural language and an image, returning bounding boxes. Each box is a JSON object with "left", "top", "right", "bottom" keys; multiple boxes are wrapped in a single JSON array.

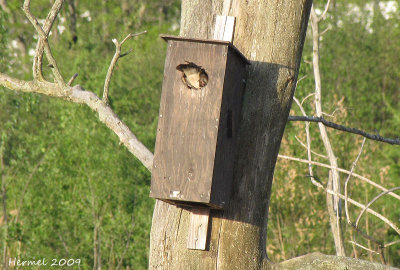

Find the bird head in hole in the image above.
[{"left": 176, "top": 61, "right": 208, "bottom": 89}]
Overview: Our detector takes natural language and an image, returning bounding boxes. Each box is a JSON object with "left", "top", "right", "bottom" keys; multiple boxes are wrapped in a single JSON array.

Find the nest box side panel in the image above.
[
  {"left": 150, "top": 40, "right": 229, "bottom": 205},
  {"left": 210, "top": 47, "right": 247, "bottom": 207}
]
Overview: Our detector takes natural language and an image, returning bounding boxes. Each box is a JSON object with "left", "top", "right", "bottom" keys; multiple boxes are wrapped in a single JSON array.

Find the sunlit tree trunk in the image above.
[{"left": 148, "top": 1, "right": 312, "bottom": 269}]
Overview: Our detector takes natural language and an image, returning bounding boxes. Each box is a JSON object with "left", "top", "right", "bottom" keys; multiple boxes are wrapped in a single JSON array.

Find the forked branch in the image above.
[
  {"left": 103, "top": 31, "right": 147, "bottom": 104},
  {"left": 278, "top": 155, "right": 400, "bottom": 235},
  {"left": 23, "top": 0, "right": 66, "bottom": 88},
  {"left": 0, "top": 1, "right": 154, "bottom": 171},
  {"left": 278, "top": 154, "right": 400, "bottom": 201}
]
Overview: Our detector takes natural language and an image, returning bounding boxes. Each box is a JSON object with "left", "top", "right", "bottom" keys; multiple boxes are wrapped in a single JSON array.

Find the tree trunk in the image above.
[{"left": 149, "top": 0, "right": 312, "bottom": 269}]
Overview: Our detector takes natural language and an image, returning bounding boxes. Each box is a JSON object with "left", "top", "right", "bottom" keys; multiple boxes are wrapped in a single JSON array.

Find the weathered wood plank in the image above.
[
  {"left": 149, "top": 0, "right": 313, "bottom": 269},
  {"left": 213, "top": 16, "right": 236, "bottom": 42},
  {"left": 150, "top": 37, "right": 248, "bottom": 209},
  {"left": 150, "top": 40, "right": 228, "bottom": 208},
  {"left": 187, "top": 207, "right": 210, "bottom": 250}
]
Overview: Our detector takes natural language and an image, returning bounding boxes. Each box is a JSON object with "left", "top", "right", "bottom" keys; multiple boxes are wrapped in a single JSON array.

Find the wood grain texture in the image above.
[
  {"left": 150, "top": 38, "right": 247, "bottom": 209},
  {"left": 187, "top": 208, "right": 210, "bottom": 250},
  {"left": 149, "top": 1, "right": 313, "bottom": 269},
  {"left": 214, "top": 16, "right": 236, "bottom": 41},
  {"left": 150, "top": 39, "right": 227, "bottom": 207}
]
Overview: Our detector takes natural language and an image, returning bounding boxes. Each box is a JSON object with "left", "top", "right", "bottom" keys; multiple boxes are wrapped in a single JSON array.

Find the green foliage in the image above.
[
  {"left": 269, "top": 0, "right": 400, "bottom": 267},
  {"left": 0, "top": 7, "right": 8, "bottom": 69},
  {"left": 1, "top": 1, "right": 179, "bottom": 269},
  {"left": 1, "top": 0, "right": 400, "bottom": 268}
]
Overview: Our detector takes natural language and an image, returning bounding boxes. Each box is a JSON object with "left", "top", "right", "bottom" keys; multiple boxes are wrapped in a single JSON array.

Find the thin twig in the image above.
[
  {"left": 306, "top": 174, "right": 400, "bottom": 235},
  {"left": 278, "top": 154, "right": 400, "bottom": 201},
  {"left": 0, "top": 4, "right": 153, "bottom": 173},
  {"left": 276, "top": 213, "right": 286, "bottom": 260},
  {"left": 103, "top": 31, "right": 147, "bottom": 104},
  {"left": 311, "top": 5, "right": 343, "bottom": 255},
  {"left": 304, "top": 59, "right": 312, "bottom": 65},
  {"left": 344, "top": 138, "right": 366, "bottom": 223},
  {"left": 384, "top": 239, "right": 400, "bottom": 248},
  {"left": 0, "top": 74, "right": 154, "bottom": 171},
  {"left": 348, "top": 241, "right": 380, "bottom": 255},
  {"left": 293, "top": 97, "right": 315, "bottom": 179},
  {"left": 297, "top": 75, "right": 308, "bottom": 84},
  {"left": 31, "top": 0, "right": 63, "bottom": 81},
  {"left": 321, "top": 108, "right": 337, "bottom": 118},
  {"left": 23, "top": 0, "right": 66, "bottom": 88},
  {"left": 300, "top": 92, "right": 315, "bottom": 105},
  {"left": 355, "top": 187, "right": 400, "bottom": 228},
  {"left": 67, "top": 73, "right": 78, "bottom": 86},
  {"left": 288, "top": 116, "right": 400, "bottom": 145},
  {"left": 349, "top": 229, "right": 358, "bottom": 258},
  {"left": 294, "top": 135, "right": 328, "bottom": 159},
  {"left": 317, "top": 0, "right": 331, "bottom": 22},
  {"left": 365, "top": 191, "right": 374, "bottom": 262},
  {"left": 319, "top": 25, "right": 332, "bottom": 36},
  {"left": 348, "top": 221, "right": 383, "bottom": 247}
]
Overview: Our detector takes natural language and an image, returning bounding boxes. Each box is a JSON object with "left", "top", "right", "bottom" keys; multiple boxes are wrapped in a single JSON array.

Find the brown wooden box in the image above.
[{"left": 150, "top": 35, "right": 249, "bottom": 209}]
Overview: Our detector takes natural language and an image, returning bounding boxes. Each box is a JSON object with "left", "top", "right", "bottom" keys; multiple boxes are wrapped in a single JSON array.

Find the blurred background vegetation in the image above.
[{"left": 0, "top": 0, "right": 399, "bottom": 269}]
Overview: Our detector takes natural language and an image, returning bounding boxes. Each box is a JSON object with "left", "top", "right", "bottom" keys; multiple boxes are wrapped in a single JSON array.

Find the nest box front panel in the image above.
[{"left": 150, "top": 40, "right": 229, "bottom": 207}]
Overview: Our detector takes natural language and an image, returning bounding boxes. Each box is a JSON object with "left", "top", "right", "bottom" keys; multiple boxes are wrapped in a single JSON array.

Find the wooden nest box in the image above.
[{"left": 150, "top": 35, "right": 250, "bottom": 209}]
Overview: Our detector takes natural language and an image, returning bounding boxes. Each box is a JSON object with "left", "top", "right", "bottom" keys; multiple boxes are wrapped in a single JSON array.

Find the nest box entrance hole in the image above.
[{"left": 176, "top": 61, "right": 209, "bottom": 89}]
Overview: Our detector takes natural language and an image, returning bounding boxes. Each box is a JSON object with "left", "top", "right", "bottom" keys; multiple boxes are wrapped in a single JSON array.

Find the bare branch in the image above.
[
  {"left": 347, "top": 217, "right": 384, "bottom": 249},
  {"left": 312, "top": 1, "right": 331, "bottom": 24},
  {"left": 103, "top": 31, "right": 147, "bottom": 104},
  {"left": 384, "top": 239, "right": 400, "bottom": 248},
  {"left": 293, "top": 97, "right": 315, "bottom": 179},
  {"left": 303, "top": 59, "right": 312, "bottom": 65},
  {"left": 321, "top": 109, "right": 337, "bottom": 118},
  {"left": 1, "top": 4, "right": 152, "bottom": 173},
  {"left": 67, "top": 73, "right": 78, "bottom": 86},
  {"left": 71, "top": 86, "right": 154, "bottom": 171},
  {"left": 348, "top": 241, "right": 380, "bottom": 255},
  {"left": 355, "top": 187, "right": 400, "bottom": 228},
  {"left": 306, "top": 174, "right": 400, "bottom": 235},
  {"left": 277, "top": 154, "right": 400, "bottom": 201},
  {"left": 30, "top": 0, "right": 63, "bottom": 80},
  {"left": 0, "top": 73, "right": 154, "bottom": 171},
  {"left": 23, "top": 0, "right": 66, "bottom": 88},
  {"left": 288, "top": 116, "right": 400, "bottom": 145},
  {"left": 297, "top": 75, "right": 308, "bottom": 84},
  {"left": 311, "top": 4, "right": 343, "bottom": 254},
  {"left": 319, "top": 25, "right": 332, "bottom": 36},
  {"left": 294, "top": 135, "right": 328, "bottom": 159},
  {"left": 305, "top": 176, "right": 400, "bottom": 235},
  {"left": 300, "top": 92, "right": 315, "bottom": 105},
  {"left": 0, "top": 72, "right": 63, "bottom": 96},
  {"left": 344, "top": 138, "right": 366, "bottom": 223},
  {"left": 319, "top": 0, "right": 331, "bottom": 22},
  {"left": 120, "top": 49, "right": 134, "bottom": 58},
  {"left": 281, "top": 149, "right": 400, "bottom": 249}
]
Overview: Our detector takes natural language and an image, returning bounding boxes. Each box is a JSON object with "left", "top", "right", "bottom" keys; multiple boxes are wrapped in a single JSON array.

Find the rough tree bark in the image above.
[
  {"left": 149, "top": 1, "right": 313, "bottom": 269},
  {"left": 0, "top": 1, "right": 397, "bottom": 269}
]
